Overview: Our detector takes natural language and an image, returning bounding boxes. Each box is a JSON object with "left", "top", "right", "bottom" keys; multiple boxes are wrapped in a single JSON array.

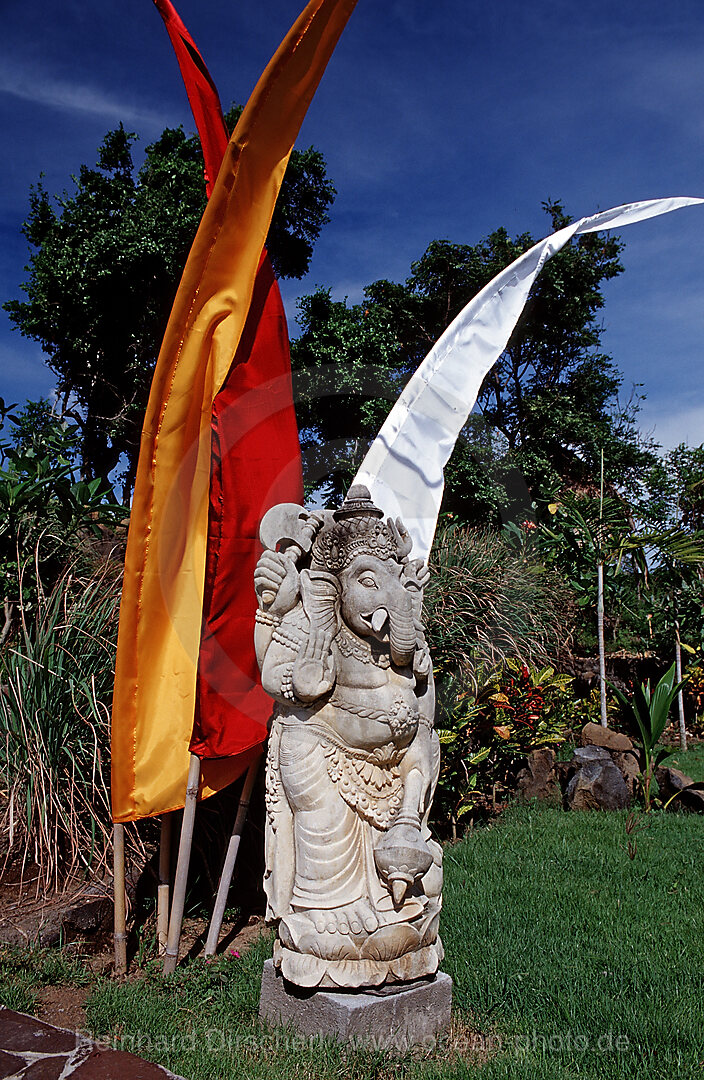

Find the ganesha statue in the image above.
[{"left": 254, "top": 485, "right": 443, "bottom": 989}]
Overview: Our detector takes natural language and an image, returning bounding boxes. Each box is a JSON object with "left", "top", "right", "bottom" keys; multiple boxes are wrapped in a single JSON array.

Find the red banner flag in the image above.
[
  {"left": 192, "top": 253, "right": 303, "bottom": 759},
  {"left": 152, "top": 0, "right": 229, "bottom": 195}
]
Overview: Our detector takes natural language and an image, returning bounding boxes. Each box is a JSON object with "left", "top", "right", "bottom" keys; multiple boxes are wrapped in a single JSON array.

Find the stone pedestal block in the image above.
[{"left": 259, "top": 959, "right": 452, "bottom": 1051}]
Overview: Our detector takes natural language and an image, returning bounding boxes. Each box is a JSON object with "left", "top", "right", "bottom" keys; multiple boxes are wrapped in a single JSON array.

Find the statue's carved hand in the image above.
[
  {"left": 403, "top": 558, "right": 430, "bottom": 592},
  {"left": 413, "top": 639, "right": 432, "bottom": 679},
  {"left": 255, "top": 551, "right": 299, "bottom": 616},
  {"left": 293, "top": 626, "right": 336, "bottom": 701},
  {"left": 403, "top": 558, "right": 430, "bottom": 620}
]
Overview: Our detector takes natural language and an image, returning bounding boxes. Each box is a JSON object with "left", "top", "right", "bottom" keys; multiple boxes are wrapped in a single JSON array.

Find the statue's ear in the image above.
[{"left": 300, "top": 570, "right": 341, "bottom": 638}]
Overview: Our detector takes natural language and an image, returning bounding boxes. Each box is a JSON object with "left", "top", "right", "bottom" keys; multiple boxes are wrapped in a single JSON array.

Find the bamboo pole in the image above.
[
  {"left": 675, "top": 617, "right": 687, "bottom": 751},
  {"left": 597, "top": 450, "right": 608, "bottom": 727},
  {"left": 163, "top": 754, "right": 201, "bottom": 975},
  {"left": 597, "top": 560, "right": 607, "bottom": 727},
  {"left": 113, "top": 823, "right": 127, "bottom": 977},
  {"left": 157, "top": 814, "right": 173, "bottom": 955},
  {"left": 204, "top": 754, "right": 261, "bottom": 957}
]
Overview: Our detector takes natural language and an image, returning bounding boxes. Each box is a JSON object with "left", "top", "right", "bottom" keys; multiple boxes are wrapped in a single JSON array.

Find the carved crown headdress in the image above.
[{"left": 310, "top": 485, "right": 412, "bottom": 573}]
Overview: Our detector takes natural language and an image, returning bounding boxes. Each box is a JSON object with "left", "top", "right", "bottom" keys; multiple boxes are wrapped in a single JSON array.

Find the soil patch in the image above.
[{"left": 35, "top": 985, "right": 90, "bottom": 1033}]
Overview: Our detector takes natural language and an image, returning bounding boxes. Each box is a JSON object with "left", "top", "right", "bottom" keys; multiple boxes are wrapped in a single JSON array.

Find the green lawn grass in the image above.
[
  {"left": 0, "top": 946, "right": 91, "bottom": 1013},
  {"left": 443, "top": 804, "right": 704, "bottom": 1079},
  {"left": 668, "top": 740, "right": 704, "bottom": 782},
  {"left": 76, "top": 804, "right": 704, "bottom": 1080}
]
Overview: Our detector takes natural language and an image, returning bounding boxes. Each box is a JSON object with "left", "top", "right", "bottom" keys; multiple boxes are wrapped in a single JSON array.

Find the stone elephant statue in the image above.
[{"left": 253, "top": 485, "right": 443, "bottom": 989}]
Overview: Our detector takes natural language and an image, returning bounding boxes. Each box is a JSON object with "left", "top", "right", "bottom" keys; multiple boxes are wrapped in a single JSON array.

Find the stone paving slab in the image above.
[{"left": 0, "top": 1010, "right": 186, "bottom": 1080}]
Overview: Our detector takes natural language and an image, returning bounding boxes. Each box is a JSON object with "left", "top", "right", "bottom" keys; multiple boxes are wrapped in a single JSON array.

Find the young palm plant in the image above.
[{"left": 611, "top": 663, "right": 682, "bottom": 811}]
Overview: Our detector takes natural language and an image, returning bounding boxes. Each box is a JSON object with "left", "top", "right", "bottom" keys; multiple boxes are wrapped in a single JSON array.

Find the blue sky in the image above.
[{"left": 1, "top": 0, "right": 703, "bottom": 449}]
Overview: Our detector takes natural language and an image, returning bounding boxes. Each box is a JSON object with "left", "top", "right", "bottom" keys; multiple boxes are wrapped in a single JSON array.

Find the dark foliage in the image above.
[{"left": 5, "top": 112, "right": 335, "bottom": 500}]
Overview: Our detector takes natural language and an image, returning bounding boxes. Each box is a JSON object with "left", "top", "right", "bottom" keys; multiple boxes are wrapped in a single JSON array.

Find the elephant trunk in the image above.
[{"left": 389, "top": 597, "right": 417, "bottom": 668}]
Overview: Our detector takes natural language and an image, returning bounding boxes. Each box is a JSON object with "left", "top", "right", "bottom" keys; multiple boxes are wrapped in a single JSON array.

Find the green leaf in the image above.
[
  {"left": 653, "top": 745, "right": 676, "bottom": 767},
  {"left": 648, "top": 663, "right": 680, "bottom": 743},
  {"left": 437, "top": 730, "right": 457, "bottom": 745}
]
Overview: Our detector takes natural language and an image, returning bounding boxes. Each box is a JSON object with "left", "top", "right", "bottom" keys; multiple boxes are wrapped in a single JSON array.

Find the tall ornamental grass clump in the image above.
[
  {"left": 424, "top": 520, "right": 574, "bottom": 674},
  {"left": 0, "top": 559, "right": 121, "bottom": 891},
  {"left": 424, "top": 522, "right": 576, "bottom": 833}
]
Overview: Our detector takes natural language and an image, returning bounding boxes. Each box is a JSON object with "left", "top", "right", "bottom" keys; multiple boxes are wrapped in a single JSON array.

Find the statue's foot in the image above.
[{"left": 295, "top": 897, "right": 379, "bottom": 936}]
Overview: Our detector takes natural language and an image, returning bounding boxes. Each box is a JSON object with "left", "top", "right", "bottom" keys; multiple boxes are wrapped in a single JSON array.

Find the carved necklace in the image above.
[
  {"left": 328, "top": 690, "right": 419, "bottom": 739},
  {"left": 336, "top": 625, "right": 390, "bottom": 668}
]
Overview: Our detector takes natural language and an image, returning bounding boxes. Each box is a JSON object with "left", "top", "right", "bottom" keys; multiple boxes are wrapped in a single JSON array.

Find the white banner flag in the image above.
[{"left": 353, "top": 197, "right": 704, "bottom": 562}]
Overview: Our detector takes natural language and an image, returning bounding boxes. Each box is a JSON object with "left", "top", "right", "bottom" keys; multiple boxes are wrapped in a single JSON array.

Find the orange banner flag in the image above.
[
  {"left": 111, "top": 0, "right": 357, "bottom": 823},
  {"left": 151, "top": 0, "right": 303, "bottom": 777}
]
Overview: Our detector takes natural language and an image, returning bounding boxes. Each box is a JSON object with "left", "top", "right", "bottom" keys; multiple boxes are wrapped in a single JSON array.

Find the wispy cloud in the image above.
[
  {"left": 639, "top": 401, "right": 704, "bottom": 452},
  {"left": 0, "top": 60, "right": 166, "bottom": 129},
  {"left": 619, "top": 41, "right": 704, "bottom": 130}
]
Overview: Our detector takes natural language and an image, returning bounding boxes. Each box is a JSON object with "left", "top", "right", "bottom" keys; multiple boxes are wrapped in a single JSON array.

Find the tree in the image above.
[
  {"left": 291, "top": 289, "right": 408, "bottom": 502},
  {"left": 535, "top": 473, "right": 704, "bottom": 728},
  {"left": 291, "top": 202, "right": 658, "bottom": 518},
  {"left": 0, "top": 399, "right": 121, "bottom": 637},
  {"left": 662, "top": 443, "right": 704, "bottom": 534},
  {"left": 5, "top": 109, "right": 336, "bottom": 501}
]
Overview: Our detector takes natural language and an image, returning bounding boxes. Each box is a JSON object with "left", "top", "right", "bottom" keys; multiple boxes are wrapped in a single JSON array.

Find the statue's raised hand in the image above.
[
  {"left": 403, "top": 558, "right": 430, "bottom": 591},
  {"left": 293, "top": 626, "right": 336, "bottom": 702},
  {"left": 255, "top": 551, "right": 299, "bottom": 616},
  {"left": 403, "top": 558, "right": 430, "bottom": 619}
]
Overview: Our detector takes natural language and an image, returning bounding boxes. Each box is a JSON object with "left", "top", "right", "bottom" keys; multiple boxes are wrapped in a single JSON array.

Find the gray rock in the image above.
[
  {"left": 611, "top": 749, "right": 641, "bottom": 797},
  {"left": 0, "top": 913, "right": 64, "bottom": 948},
  {"left": 566, "top": 760, "right": 631, "bottom": 811},
  {"left": 681, "top": 787, "right": 704, "bottom": 812},
  {"left": 259, "top": 959, "right": 452, "bottom": 1051},
  {"left": 573, "top": 737, "right": 641, "bottom": 798},
  {"left": 656, "top": 765, "right": 694, "bottom": 795},
  {"left": 62, "top": 897, "right": 112, "bottom": 934},
  {"left": 515, "top": 749, "right": 561, "bottom": 804},
  {"left": 0, "top": 885, "right": 113, "bottom": 948},
  {"left": 572, "top": 745, "right": 612, "bottom": 765}
]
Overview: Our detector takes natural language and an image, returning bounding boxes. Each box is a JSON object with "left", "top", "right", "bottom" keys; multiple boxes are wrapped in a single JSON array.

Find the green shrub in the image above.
[
  {"left": 433, "top": 660, "right": 574, "bottom": 834},
  {"left": 425, "top": 522, "right": 576, "bottom": 834},
  {"left": 0, "top": 400, "right": 123, "bottom": 640},
  {"left": 683, "top": 659, "right": 704, "bottom": 734}
]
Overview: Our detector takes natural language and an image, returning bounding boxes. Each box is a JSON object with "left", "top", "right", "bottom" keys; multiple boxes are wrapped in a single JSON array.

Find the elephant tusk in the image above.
[{"left": 371, "top": 608, "right": 388, "bottom": 634}]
